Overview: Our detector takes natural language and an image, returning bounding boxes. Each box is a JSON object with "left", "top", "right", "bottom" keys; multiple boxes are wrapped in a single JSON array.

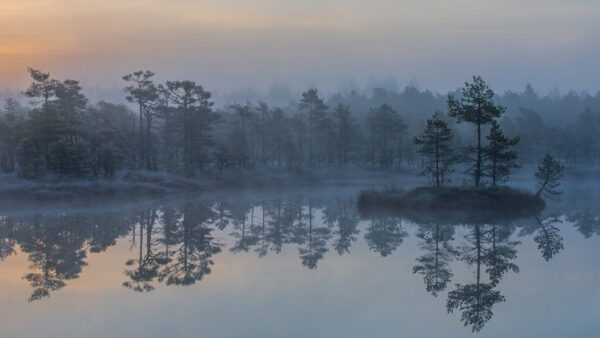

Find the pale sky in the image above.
[{"left": 1, "top": 0, "right": 599, "bottom": 95}]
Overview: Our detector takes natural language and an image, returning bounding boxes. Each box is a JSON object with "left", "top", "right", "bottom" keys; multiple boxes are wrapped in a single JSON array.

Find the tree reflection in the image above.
[
  {"left": 253, "top": 204, "right": 268, "bottom": 257},
  {"left": 413, "top": 223, "right": 457, "bottom": 296},
  {"left": 0, "top": 217, "right": 16, "bottom": 260},
  {"left": 298, "top": 199, "right": 330, "bottom": 269},
  {"left": 482, "top": 223, "right": 519, "bottom": 286},
  {"left": 123, "top": 208, "right": 164, "bottom": 292},
  {"left": 533, "top": 216, "right": 564, "bottom": 261},
  {"left": 0, "top": 187, "right": 589, "bottom": 337},
  {"left": 16, "top": 215, "right": 89, "bottom": 301},
  {"left": 322, "top": 197, "right": 360, "bottom": 255},
  {"left": 447, "top": 224, "right": 506, "bottom": 332},
  {"left": 265, "top": 198, "right": 286, "bottom": 254},
  {"left": 364, "top": 215, "right": 407, "bottom": 257},
  {"left": 569, "top": 209, "right": 600, "bottom": 238},
  {"left": 229, "top": 199, "right": 258, "bottom": 253},
  {"left": 159, "top": 202, "right": 222, "bottom": 286}
]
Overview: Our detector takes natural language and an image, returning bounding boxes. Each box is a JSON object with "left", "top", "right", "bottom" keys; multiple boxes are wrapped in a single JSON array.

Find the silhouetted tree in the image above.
[
  {"left": 448, "top": 76, "right": 505, "bottom": 186},
  {"left": 229, "top": 103, "right": 255, "bottom": 168},
  {"left": 123, "top": 70, "right": 158, "bottom": 169},
  {"left": 299, "top": 89, "right": 328, "bottom": 166},
  {"left": 535, "top": 154, "right": 564, "bottom": 198},
  {"left": 268, "top": 108, "right": 287, "bottom": 167},
  {"left": 162, "top": 80, "right": 216, "bottom": 176},
  {"left": 23, "top": 68, "right": 60, "bottom": 171},
  {"left": 367, "top": 104, "right": 403, "bottom": 168},
  {"left": 414, "top": 112, "right": 456, "bottom": 187},
  {"left": 84, "top": 102, "right": 133, "bottom": 177},
  {"left": 331, "top": 104, "right": 358, "bottom": 165},
  {"left": 0, "top": 99, "right": 24, "bottom": 172},
  {"left": 483, "top": 121, "right": 520, "bottom": 187}
]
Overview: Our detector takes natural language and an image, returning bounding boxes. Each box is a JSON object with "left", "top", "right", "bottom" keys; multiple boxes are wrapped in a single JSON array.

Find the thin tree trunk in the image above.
[{"left": 476, "top": 121, "right": 481, "bottom": 187}]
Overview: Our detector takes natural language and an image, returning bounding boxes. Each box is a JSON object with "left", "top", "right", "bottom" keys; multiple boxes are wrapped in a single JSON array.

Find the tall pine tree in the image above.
[
  {"left": 448, "top": 76, "right": 505, "bottom": 187},
  {"left": 483, "top": 121, "right": 520, "bottom": 187},
  {"left": 414, "top": 112, "right": 456, "bottom": 187}
]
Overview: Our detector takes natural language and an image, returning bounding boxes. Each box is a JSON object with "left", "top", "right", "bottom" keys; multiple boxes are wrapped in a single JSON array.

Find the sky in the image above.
[{"left": 1, "top": 0, "right": 599, "bottom": 97}]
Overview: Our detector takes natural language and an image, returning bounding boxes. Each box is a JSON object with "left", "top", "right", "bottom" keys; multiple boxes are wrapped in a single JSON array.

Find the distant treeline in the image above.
[{"left": 0, "top": 69, "right": 598, "bottom": 179}]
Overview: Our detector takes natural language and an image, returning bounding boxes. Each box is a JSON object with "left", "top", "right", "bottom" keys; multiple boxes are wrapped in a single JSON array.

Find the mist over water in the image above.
[{"left": 0, "top": 176, "right": 598, "bottom": 337}]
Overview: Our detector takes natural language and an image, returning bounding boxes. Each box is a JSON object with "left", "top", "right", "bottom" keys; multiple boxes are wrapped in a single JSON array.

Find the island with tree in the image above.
[{"left": 359, "top": 76, "right": 565, "bottom": 217}]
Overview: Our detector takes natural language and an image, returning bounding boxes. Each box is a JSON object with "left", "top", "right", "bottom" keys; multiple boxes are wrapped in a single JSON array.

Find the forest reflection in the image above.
[{"left": 0, "top": 193, "right": 598, "bottom": 332}]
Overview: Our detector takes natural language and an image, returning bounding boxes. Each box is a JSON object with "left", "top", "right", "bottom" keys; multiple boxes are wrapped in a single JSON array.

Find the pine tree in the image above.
[
  {"left": 483, "top": 121, "right": 520, "bottom": 187},
  {"left": 448, "top": 76, "right": 505, "bottom": 186},
  {"left": 122, "top": 71, "right": 158, "bottom": 169},
  {"left": 162, "top": 81, "right": 215, "bottom": 176},
  {"left": 535, "top": 154, "right": 564, "bottom": 197},
  {"left": 299, "top": 89, "right": 327, "bottom": 166},
  {"left": 414, "top": 112, "right": 456, "bottom": 187},
  {"left": 332, "top": 104, "right": 357, "bottom": 165},
  {"left": 367, "top": 104, "right": 402, "bottom": 168}
]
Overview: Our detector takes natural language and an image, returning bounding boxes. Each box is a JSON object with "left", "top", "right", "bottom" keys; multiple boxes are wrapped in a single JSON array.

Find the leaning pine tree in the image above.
[
  {"left": 414, "top": 112, "right": 456, "bottom": 188},
  {"left": 447, "top": 76, "right": 505, "bottom": 187},
  {"left": 535, "top": 154, "right": 564, "bottom": 198},
  {"left": 483, "top": 121, "right": 520, "bottom": 188}
]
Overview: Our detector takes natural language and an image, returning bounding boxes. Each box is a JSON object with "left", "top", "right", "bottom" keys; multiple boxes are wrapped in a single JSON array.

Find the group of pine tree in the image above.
[
  {"left": 414, "top": 76, "right": 522, "bottom": 188},
  {"left": 0, "top": 69, "right": 595, "bottom": 182}
]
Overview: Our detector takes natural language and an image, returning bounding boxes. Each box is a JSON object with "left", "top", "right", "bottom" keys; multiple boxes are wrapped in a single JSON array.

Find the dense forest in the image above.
[{"left": 0, "top": 68, "right": 598, "bottom": 180}]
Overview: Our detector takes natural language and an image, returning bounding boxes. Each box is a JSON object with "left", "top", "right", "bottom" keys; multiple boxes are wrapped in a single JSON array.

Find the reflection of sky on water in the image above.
[{"left": 0, "top": 183, "right": 598, "bottom": 338}]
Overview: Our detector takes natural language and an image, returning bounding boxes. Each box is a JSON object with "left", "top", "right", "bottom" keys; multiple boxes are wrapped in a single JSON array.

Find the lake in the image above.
[{"left": 0, "top": 179, "right": 598, "bottom": 338}]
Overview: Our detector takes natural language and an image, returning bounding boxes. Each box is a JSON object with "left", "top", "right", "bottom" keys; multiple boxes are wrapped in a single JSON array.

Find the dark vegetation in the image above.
[
  {"left": 0, "top": 70, "right": 596, "bottom": 190},
  {"left": 358, "top": 187, "right": 545, "bottom": 224}
]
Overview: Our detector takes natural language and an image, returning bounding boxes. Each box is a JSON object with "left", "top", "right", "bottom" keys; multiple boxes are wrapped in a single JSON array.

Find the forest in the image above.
[{"left": 0, "top": 68, "right": 598, "bottom": 183}]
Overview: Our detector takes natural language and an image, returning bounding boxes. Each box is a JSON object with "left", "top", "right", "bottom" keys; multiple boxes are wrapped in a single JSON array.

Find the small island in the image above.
[
  {"left": 358, "top": 186, "right": 545, "bottom": 224},
  {"left": 358, "top": 77, "right": 565, "bottom": 220}
]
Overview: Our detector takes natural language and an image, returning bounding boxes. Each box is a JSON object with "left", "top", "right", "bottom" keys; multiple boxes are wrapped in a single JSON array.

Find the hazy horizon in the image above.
[{"left": 1, "top": 0, "right": 599, "bottom": 98}]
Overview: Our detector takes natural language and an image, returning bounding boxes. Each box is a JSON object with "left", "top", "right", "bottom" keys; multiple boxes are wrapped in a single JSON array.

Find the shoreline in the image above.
[
  {"left": 0, "top": 167, "right": 413, "bottom": 202},
  {"left": 358, "top": 186, "right": 546, "bottom": 223}
]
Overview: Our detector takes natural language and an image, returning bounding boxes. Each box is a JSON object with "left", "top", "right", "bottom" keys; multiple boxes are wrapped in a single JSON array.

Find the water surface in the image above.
[{"left": 0, "top": 182, "right": 599, "bottom": 338}]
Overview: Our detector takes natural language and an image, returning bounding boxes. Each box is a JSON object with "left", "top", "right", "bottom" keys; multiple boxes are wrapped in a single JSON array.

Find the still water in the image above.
[{"left": 0, "top": 181, "right": 599, "bottom": 338}]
